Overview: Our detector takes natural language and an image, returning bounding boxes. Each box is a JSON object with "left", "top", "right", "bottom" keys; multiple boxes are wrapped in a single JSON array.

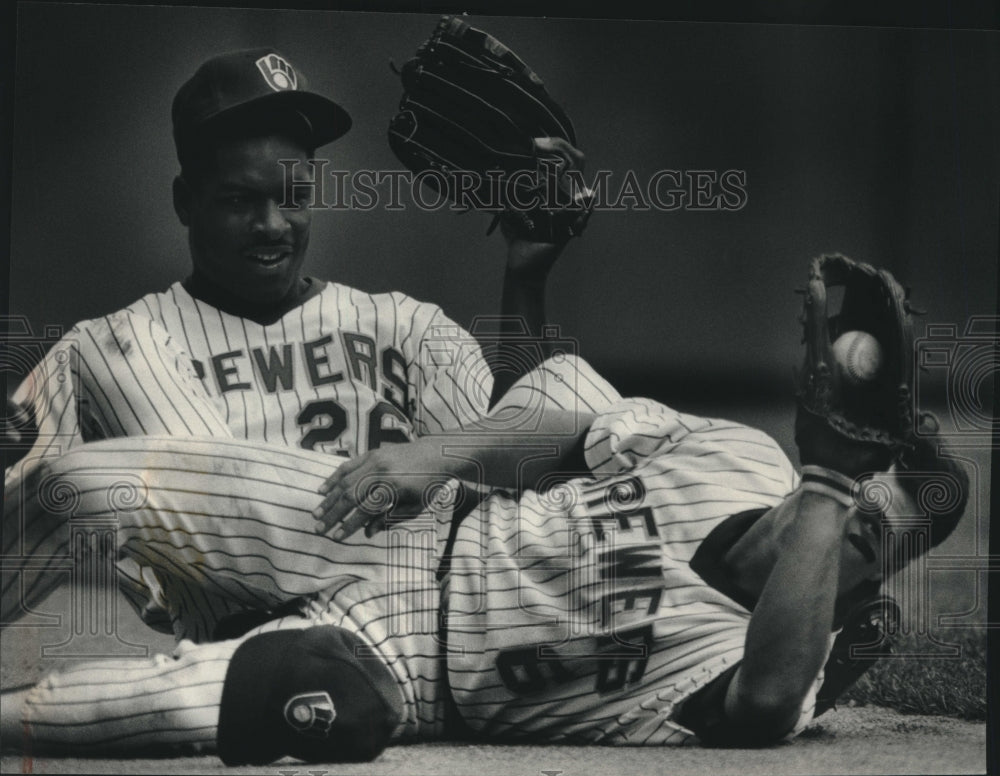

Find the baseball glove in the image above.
[
  {"left": 794, "top": 253, "right": 918, "bottom": 476},
  {"left": 387, "top": 15, "right": 593, "bottom": 243}
]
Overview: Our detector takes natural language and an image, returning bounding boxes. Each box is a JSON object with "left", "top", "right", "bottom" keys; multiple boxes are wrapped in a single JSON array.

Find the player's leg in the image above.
[
  {"left": 2, "top": 434, "right": 388, "bottom": 623},
  {"left": 0, "top": 583, "right": 420, "bottom": 762},
  {"left": 2, "top": 312, "right": 235, "bottom": 624},
  {"left": 0, "top": 620, "right": 402, "bottom": 765},
  {"left": 0, "top": 637, "right": 233, "bottom": 756},
  {"left": 2, "top": 444, "right": 268, "bottom": 640},
  {"left": 0, "top": 627, "right": 401, "bottom": 762}
]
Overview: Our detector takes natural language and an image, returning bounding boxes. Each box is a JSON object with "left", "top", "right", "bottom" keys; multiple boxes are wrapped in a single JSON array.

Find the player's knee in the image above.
[
  {"left": 216, "top": 626, "right": 403, "bottom": 765},
  {"left": 43, "top": 447, "right": 148, "bottom": 519}
]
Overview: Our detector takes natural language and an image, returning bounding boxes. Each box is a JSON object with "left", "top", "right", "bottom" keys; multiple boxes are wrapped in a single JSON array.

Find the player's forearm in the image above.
[
  {"left": 316, "top": 389, "right": 598, "bottom": 539},
  {"left": 490, "top": 268, "right": 555, "bottom": 407},
  {"left": 499, "top": 269, "right": 549, "bottom": 336},
  {"left": 415, "top": 412, "right": 593, "bottom": 492},
  {"left": 725, "top": 491, "right": 847, "bottom": 736}
]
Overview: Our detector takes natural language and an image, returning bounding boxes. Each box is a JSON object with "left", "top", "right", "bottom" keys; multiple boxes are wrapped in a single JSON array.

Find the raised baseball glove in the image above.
[
  {"left": 794, "top": 253, "right": 918, "bottom": 477},
  {"left": 387, "top": 15, "right": 593, "bottom": 243}
]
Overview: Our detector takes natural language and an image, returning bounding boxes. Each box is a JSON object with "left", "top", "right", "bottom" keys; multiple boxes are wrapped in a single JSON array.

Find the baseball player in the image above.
[
  {"left": 2, "top": 48, "right": 580, "bottom": 643},
  {"left": 1, "top": 38, "right": 968, "bottom": 763},
  {"left": 0, "top": 345, "right": 967, "bottom": 760}
]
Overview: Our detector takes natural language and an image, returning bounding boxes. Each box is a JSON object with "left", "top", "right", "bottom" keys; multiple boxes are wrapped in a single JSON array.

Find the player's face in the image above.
[
  {"left": 183, "top": 134, "right": 314, "bottom": 308},
  {"left": 838, "top": 469, "right": 920, "bottom": 592}
]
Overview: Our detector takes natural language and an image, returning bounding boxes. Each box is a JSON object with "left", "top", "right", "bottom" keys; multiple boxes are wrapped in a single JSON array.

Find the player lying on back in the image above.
[
  {"left": 0, "top": 256, "right": 968, "bottom": 759},
  {"left": 310, "top": 257, "right": 967, "bottom": 746}
]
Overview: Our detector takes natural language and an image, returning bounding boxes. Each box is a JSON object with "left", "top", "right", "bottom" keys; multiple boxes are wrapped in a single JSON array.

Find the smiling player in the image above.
[{"left": 2, "top": 47, "right": 585, "bottom": 642}]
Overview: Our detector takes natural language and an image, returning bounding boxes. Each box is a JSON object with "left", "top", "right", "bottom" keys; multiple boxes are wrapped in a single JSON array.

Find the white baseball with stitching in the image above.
[{"left": 832, "top": 330, "right": 883, "bottom": 383}]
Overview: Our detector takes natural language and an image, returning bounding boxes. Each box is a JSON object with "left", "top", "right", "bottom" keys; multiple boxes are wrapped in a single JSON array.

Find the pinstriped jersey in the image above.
[
  {"left": 443, "top": 397, "right": 818, "bottom": 744},
  {"left": 7, "top": 280, "right": 490, "bottom": 460},
  {"left": 124, "top": 280, "right": 491, "bottom": 451},
  {"left": 4, "top": 280, "right": 491, "bottom": 639}
]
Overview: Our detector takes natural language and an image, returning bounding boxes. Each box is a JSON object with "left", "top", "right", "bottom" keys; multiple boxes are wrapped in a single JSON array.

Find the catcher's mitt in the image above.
[
  {"left": 795, "top": 253, "right": 918, "bottom": 476},
  {"left": 388, "top": 15, "right": 593, "bottom": 243}
]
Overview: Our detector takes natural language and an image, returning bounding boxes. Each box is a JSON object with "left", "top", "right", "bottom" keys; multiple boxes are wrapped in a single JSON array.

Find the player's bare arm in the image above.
[
  {"left": 721, "top": 490, "right": 864, "bottom": 741},
  {"left": 490, "top": 141, "right": 589, "bottom": 405},
  {"left": 676, "top": 255, "right": 945, "bottom": 746},
  {"left": 312, "top": 408, "right": 595, "bottom": 539},
  {"left": 313, "top": 345, "right": 621, "bottom": 540}
]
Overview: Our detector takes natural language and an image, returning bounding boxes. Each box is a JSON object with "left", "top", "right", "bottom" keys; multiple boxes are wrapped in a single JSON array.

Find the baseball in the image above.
[{"left": 832, "top": 330, "right": 883, "bottom": 383}]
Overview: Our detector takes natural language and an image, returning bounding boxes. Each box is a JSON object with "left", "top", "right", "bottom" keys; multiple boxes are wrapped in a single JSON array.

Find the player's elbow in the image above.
[
  {"left": 722, "top": 684, "right": 803, "bottom": 745},
  {"left": 708, "top": 667, "right": 807, "bottom": 746}
]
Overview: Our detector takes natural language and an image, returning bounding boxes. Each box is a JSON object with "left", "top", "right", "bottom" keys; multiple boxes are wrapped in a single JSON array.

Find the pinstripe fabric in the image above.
[
  {"left": 4, "top": 356, "right": 616, "bottom": 754},
  {"left": 443, "top": 397, "right": 819, "bottom": 744},
  {"left": 7, "top": 360, "right": 828, "bottom": 753},
  {"left": 4, "top": 281, "right": 491, "bottom": 641},
  {"left": 20, "top": 574, "right": 447, "bottom": 753},
  {"left": 126, "top": 281, "right": 490, "bottom": 448},
  {"left": 21, "top": 638, "right": 231, "bottom": 755}
]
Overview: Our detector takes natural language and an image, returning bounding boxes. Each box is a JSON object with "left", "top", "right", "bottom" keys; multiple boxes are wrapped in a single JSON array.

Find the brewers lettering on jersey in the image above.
[
  {"left": 2, "top": 44, "right": 607, "bottom": 763},
  {"left": 2, "top": 47, "right": 507, "bottom": 643},
  {"left": 1, "top": 45, "right": 969, "bottom": 765},
  {"left": 0, "top": 352, "right": 966, "bottom": 760},
  {"left": 2, "top": 287, "right": 488, "bottom": 641}
]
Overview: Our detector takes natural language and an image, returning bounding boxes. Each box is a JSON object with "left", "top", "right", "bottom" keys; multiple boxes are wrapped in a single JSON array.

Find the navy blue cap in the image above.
[
  {"left": 172, "top": 48, "right": 352, "bottom": 156},
  {"left": 217, "top": 626, "right": 403, "bottom": 765}
]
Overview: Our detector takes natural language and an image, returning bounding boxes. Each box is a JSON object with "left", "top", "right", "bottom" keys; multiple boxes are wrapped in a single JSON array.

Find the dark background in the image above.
[
  {"left": 4, "top": 1, "right": 997, "bottom": 521},
  {"left": 7, "top": 4, "right": 997, "bottom": 409},
  {"left": 1, "top": 3, "right": 998, "bottom": 763},
  {"left": 1, "top": 3, "right": 996, "bottom": 527}
]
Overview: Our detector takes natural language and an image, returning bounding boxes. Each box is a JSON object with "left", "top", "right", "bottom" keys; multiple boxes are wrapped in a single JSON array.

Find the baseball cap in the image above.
[
  {"left": 172, "top": 48, "right": 352, "bottom": 157},
  {"left": 216, "top": 626, "right": 404, "bottom": 765}
]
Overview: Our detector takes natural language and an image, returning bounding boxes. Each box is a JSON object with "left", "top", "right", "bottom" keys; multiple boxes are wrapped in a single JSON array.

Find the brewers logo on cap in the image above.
[
  {"left": 283, "top": 692, "right": 336, "bottom": 738},
  {"left": 256, "top": 53, "right": 298, "bottom": 92}
]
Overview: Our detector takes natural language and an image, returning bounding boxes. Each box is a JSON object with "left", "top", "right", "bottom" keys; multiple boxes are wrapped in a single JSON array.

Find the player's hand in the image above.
[
  {"left": 501, "top": 221, "right": 562, "bottom": 283},
  {"left": 500, "top": 137, "right": 589, "bottom": 282},
  {"left": 312, "top": 438, "right": 461, "bottom": 540}
]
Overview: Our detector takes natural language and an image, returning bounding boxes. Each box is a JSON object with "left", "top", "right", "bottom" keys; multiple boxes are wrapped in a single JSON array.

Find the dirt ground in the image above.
[
  {"left": 0, "top": 590, "right": 988, "bottom": 776},
  {"left": 0, "top": 706, "right": 987, "bottom": 775}
]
